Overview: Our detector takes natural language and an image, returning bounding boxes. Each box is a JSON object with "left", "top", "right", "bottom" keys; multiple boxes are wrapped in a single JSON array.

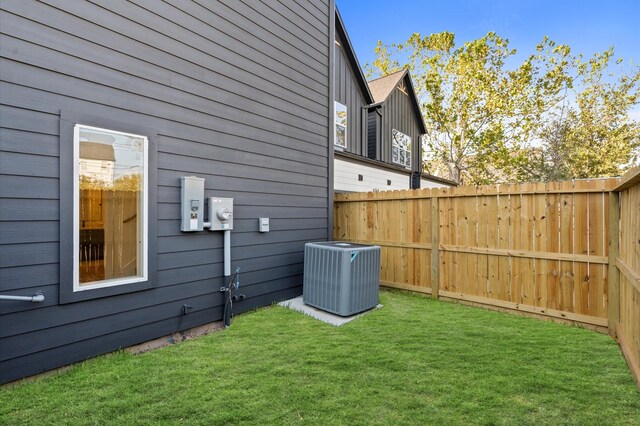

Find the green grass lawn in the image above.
[{"left": 1, "top": 290, "right": 639, "bottom": 425}]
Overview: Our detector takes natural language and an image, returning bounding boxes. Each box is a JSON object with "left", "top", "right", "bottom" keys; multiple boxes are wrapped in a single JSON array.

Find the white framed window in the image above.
[
  {"left": 334, "top": 101, "right": 347, "bottom": 148},
  {"left": 392, "top": 129, "right": 411, "bottom": 168},
  {"left": 73, "top": 124, "right": 148, "bottom": 292}
]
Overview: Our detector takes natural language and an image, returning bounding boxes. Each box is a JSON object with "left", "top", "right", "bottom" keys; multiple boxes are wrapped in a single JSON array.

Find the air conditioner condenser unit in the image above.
[{"left": 303, "top": 242, "right": 380, "bottom": 316}]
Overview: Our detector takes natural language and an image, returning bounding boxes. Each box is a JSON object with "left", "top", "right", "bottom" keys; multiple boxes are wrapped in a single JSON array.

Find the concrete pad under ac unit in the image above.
[{"left": 278, "top": 296, "right": 382, "bottom": 326}]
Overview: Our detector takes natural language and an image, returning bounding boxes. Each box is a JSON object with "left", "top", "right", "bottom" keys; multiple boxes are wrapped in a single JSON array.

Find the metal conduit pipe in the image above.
[
  {"left": 0, "top": 292, "right": 45, "bottom": 303},
  {"left": 224, "top": 230, "right": 231, "bottom": 276}
]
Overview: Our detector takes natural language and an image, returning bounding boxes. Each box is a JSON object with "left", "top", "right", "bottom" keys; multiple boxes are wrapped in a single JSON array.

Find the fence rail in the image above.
[{"left": 335, "top": 173, "right": 639, "bottom": 387}]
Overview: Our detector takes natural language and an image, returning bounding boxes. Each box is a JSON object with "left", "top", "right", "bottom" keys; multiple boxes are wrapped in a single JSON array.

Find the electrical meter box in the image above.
[
  {"left": 180, "top": 176, "right": 204, "bottom": 232},
  {"left": 208, "top": 197, "right": 233, "bottom": 231}
]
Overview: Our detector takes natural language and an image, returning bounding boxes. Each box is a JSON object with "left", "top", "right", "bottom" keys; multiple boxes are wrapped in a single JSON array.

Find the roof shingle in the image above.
[{"left": 367, "top": 69, "right": 407, "bottom": 103}]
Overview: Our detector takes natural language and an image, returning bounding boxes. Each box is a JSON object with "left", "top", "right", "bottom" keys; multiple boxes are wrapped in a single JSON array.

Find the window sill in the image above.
[
  {"left": 61, "top": 278, "right": 153, "bottom": 304},
  {"left": 392, "top": 162, "right": 412, "bottom": 170}
]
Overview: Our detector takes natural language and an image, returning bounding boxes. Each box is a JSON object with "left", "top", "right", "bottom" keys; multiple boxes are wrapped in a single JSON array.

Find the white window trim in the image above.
[
  {"left": 334, "top": 101, "right": 347, "bottom": 148},
  {"left": 73, "top": 124, "right": 149, "bottom": 292},
  {"left": 392, "top": 129, "right": 412, "bottom": 168}
]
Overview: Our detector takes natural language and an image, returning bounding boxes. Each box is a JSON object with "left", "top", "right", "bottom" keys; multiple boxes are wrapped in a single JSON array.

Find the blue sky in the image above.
[
  {"left": 336, "top": 0, "right": 640, "bottom": 119},
  {"left": 337, "top": 0, "right": 640, "bottom": 69}
]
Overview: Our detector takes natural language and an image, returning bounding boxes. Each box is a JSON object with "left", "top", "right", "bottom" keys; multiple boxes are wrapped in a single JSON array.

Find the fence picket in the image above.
[{"left": 530, "top": 182, "right": 543, "bottom": 308}]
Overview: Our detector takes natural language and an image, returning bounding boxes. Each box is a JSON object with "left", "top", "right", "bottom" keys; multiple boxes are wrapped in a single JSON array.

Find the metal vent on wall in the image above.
[{"left": 303, "top": 242, "right": 380, "bottom": 316}]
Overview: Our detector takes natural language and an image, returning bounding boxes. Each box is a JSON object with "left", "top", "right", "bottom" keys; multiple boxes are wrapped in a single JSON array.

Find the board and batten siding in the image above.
[
  {"left": 0, "top": 0, "right": 331, "bottom": 384},
  {"left": 334, "top": 30, "right": 367, "bottom": 156},
  {"left": 334, "top": 157, "right": 410, "bottom": 192},
  {"left": 379, "top": 76, "right": 422, "bottom": 172}
]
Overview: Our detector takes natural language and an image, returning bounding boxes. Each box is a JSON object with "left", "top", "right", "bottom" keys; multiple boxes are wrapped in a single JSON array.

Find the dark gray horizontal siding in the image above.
[
  {"left": 0, "top": 5, "right": 327, "bottom": 117},
  {"left": 0, "top": 56, "right": 327, "bottom": 147},
  {"left": 236, "top": 1, "right": 328, "bottom": 59},
  {"left": 157, "top": 187, "right": 327, "bottom": 209},
  {"left": 158, "top": 218, "right": 327, "bottom": 237},
  {"left": 0, "top": 264, "right": 59, "bottom": 292},
  {"left": 1, "top": 254, "right": 308, "bottom": 338},
  {"left": 157, "top": 240, "right": 313, "bottom": 285},
  {"left": 0, "top": 0, "right": 330, "bottom": 383},
  {"left": 0, "top": 128, "right": 59, "bottom": 157},
  {"left": 0, "top": 221, "right": 58, "bottom": 245},
  {"left": 0, "top": 284, "right": 59, "bottom": 315},
  {"left": 0, "top": 199, "right": 58, "bottom": 221},
  {"left": 0, "top": 80, "right": 328, "bottom": 162},
  {"left": 158, "top": 229, "right": 325, "bottom": 254},
  {"left": 264, "top": 0, "right": 328, "bottom": 44},
  {"left": 0, "top": 242, "right": 58, "bottom": 268},
  {"left": 157, "top": 142, "right": 327, "bottom": 181},
  {"left": 0, "top": 105, "right": 60, "bottom": 135},
  {"left": 133, "top": 0, "right": 328, "bottom": 79},
  {"left": 2, "top": 218, "right": 329, "bottom": 246},
  {"left": 1, "top": 272, "right": 304, "bottom": 361},
  {"left": 0, "top": 32, "right": 327, "bottom": 137},
  {"left": 156, "top": 246, "right": 307, "bottom": 273},
  {"left": 285, "top": 0, "right": 329, "bottom": 31},
  {"left": 0, "top": 226, "right": 326, "bottom": 270},
  {"left": 0, "top": 151, "right": 58, "bottom": 178},
  {"left": 159, "top": 135, "right": 326, "bottom": 171},
  {"left": 157, "top": 155, "right": 326, "bottom": 188},
  {"left": 24, "top": 0, "right": 328, "bottom": 96},
  {"left": 307, "top": 1, "right": 329, "bottom": 29},
  {"left": 159, "top": 204, "right": 326, "bottom": 221},
  {"left": 11, "top": 240, "right": 331, "bottom": 312},
  {"left": 0, "top": 286, "right": 301, "bottom": 384},
  {"left": 0, "top": 176, "right": 58, "bottom": 199},
  {"left": 157, "top": 171, "right": 327, "bottom": 198}
]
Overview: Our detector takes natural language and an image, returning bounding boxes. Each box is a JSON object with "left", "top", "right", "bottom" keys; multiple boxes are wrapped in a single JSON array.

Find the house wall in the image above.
[
  {"left": 334, "top": 157, "right": 411, "bottom": 192},
  {"left": 0, "top": 0, "right": 331, "bottom": 384},
  {"left": 334, "top": 31, "right": 367, "bottom": 156},
  {"left": 367, "top": 109, "right": 381, "bottom": 160},
  {"left": 379, "top": 76, "right": 422, "bottom": 173},
  {"left": 420, "top": 178, "right": 453, "bottom": 189}
]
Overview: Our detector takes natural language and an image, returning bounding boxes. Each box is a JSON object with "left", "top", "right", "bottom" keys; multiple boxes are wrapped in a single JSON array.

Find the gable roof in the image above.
[
  {"left": 367, "top": 70, "right": 406, "bottom": 103},
  {"left": 334, "top": 8, "right": 374, "bottom": 105},
  {"left": 367, "top": 69, "right": 427, "bottom": 134}
]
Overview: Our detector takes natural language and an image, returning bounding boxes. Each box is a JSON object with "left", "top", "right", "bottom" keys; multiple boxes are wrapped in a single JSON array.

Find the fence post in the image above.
[
  {"left": 431, "top": 196, "right": 440, "bottom": 299},
  {"left": 607, "top": 191, "right": 620, "bottom": 336}
]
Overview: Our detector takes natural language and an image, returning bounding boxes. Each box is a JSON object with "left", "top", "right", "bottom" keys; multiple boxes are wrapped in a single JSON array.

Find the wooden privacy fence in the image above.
[
  {"left": 610, "top": 167, "right": 640, "bottom": 386},
  {"left": 334, "top": 172, "right": 640, "bottom": 386}
]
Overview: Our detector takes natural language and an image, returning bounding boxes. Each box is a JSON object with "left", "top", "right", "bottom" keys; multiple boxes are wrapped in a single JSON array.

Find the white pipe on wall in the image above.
[
  {"left": 224, "top": 230, "right": 231, "bottom": 276},
  {"left": 0, "top": 293, "right": 45, "bottom": 303}
]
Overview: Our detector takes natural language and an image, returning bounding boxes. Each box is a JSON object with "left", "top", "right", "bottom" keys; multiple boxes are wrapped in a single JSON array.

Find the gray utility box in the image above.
[{"left": 303, "top": 242, "right": 380, "bottom": 316}]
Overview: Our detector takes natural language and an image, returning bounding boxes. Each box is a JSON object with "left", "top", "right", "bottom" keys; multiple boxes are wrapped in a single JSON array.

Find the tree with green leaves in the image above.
[
  {"left": 367, "top": 33, "right": 640, "bottom": 184},
  {"left": 527, "top": 48, "right": 640, "bottom": 181}
]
